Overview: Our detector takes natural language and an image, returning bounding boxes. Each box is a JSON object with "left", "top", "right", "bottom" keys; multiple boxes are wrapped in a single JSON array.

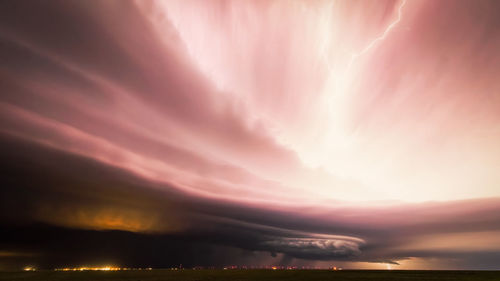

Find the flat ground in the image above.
[{"left": 1, "top": 270, "right": 499, "bottom": 281}]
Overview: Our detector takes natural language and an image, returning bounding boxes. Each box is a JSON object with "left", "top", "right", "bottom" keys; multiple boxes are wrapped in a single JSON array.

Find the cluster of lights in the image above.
[
  {"left": 23, "top": 267, "right": 36, "bottom": 271},
  {"left": 46, "top": 266, "right": 345, "bottom": 272},
  {"left": 220, "top": 265, "right": 342, "bottom": 270},
  {"left": 54, "top": 267, "right": 152, "bottom": 271}
]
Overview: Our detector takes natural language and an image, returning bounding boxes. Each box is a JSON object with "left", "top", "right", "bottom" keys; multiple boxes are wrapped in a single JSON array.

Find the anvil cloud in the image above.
[{"left": 1, "top": 0, "right": 500, "bottom": 270}]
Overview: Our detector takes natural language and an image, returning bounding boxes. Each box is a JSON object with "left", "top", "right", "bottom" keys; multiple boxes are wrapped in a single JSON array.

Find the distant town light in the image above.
[{"left": 53, "top": 266, "right": 146, "bottom": 271}]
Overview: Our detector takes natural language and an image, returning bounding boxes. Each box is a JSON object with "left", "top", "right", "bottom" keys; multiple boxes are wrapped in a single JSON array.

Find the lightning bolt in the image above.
[
  {"left": 323, "top": 0, "right": 407, "bottom": 108},
  {"left": 324, "top": 0, "right": 407, "bottom": 72},
  {"left": 320, "top": 0, "right": 408, "bottom": 157},
  {"left": 347, "top": 0, "right": 407, "bottom": 69}
]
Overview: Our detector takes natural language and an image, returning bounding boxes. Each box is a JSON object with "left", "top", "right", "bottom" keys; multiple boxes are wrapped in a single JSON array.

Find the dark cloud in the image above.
[
  {"left": 1, "top": 0, "right": 500, "bottom": 271},
  {"left": 0, "top": 134, "right": 363, "bottom": 268},
  {"left": 259, "top": 237, "right": 363, "bottom": 260},
  {"left": 2, "top": 133, "right": 500, "bottom": 270}
]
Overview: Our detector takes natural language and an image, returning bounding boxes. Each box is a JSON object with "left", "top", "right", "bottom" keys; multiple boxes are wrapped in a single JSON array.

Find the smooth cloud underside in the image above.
[{"left": 1, "top": 0, "right": 500, "bottom": 270}]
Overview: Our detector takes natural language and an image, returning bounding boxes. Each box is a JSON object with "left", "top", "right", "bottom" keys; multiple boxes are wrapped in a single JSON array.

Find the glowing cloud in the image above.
[{"left": 1, "top": 0, "right": 500, "bottom": 270}]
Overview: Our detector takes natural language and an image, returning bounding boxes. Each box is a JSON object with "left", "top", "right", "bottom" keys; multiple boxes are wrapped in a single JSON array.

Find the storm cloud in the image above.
[{"left": 1, "top": 0, "right": 500, "bottom": 270}]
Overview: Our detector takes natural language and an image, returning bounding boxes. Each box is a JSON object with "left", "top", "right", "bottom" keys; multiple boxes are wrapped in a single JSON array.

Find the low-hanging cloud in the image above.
[
  {"left": 261, "top": 236, "right": 364, "bottom": 260},
  {"left": 1, "top": 0, "right": 500, "bottom": 271}
]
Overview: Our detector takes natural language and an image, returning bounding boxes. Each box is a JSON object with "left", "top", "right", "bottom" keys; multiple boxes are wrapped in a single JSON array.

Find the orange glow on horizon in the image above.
[{"left": 54, "top": 266, "right": 153, "bottom": 271}]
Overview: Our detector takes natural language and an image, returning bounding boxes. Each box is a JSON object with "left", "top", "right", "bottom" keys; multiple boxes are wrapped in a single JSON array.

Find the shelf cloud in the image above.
[{"left": 1, "top": 0, "right": 500, "bottom": 270}]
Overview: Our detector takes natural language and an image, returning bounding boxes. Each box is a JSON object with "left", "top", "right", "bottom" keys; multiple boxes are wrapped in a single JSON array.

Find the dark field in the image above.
[{"left": 1, "top": 270, "right": 500, "bottom": 281}]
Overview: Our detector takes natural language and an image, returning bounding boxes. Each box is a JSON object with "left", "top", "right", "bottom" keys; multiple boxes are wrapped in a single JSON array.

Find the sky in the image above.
[{"left": 1, "top": 0, "right": 500, "bottom": 270}]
